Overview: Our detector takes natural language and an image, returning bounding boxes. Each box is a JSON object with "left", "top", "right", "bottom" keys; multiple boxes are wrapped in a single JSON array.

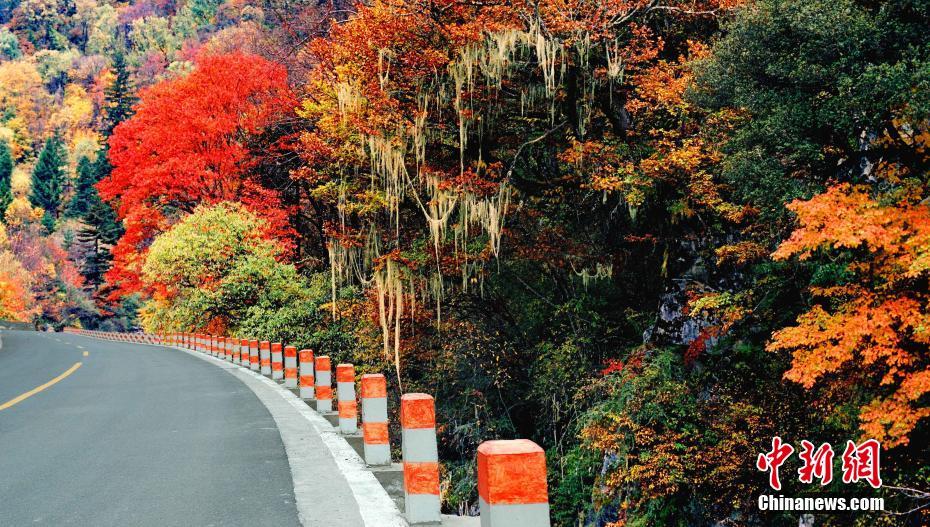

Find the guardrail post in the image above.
[
  {"left": 361, "top": 374, "right": 390, "bottom": 466},
  {"left": 236, "top": 338, "right": 246, "bottom": 366},
  {"left": 271, "top": 342, "right": 284, "bottom": 380},
  {"left": 401, "top": 393, "right": 441, "bottom": 524},
  {"left": 336, "top": 364, "right": 357, "bottom": 434},
  {"left": 477, "top": 440, "right": 550, "bottom": 527},
  {"left": 299, "top": 350, "right": 315, "bottom": 400},
  {"left": 284, "top": 346, "right": 298, "bottom": 388},
  {"left": 260, "top": 341, "right": 272, "bottom": 375},
  {"left": 249, "top": 339, "right": 260, "bottom": 371},
  {"left": 315, "top": 356, "right": 332, "bottom": 413}
]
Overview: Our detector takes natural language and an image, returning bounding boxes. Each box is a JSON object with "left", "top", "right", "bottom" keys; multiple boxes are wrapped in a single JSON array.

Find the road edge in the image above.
[{"left": 172, "top": 345, "right": 409, "bottom": 527}]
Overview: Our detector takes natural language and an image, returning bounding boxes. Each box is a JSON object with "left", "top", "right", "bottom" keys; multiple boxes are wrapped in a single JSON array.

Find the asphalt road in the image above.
[{"left": 0, "top": 329, "right": 302, "bottom": 527}]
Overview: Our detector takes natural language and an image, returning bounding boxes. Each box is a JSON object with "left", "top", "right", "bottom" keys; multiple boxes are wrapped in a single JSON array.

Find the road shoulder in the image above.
[{"left": 174, "top": 346, "right": 408, "bottom": 527}]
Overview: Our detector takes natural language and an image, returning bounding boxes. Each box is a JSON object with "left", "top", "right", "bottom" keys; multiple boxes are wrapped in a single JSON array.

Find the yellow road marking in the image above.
[
  {"left": 0, "top": 362, "right": 83, "bottom": 411},
  {"left": 82, "top": 351, "right": 89, "bottom": 357}
]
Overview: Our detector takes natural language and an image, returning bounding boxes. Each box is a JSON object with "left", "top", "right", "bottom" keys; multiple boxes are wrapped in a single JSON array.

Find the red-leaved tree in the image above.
[{"left": 99, "top": 52, "right": 296, "bottom": 297}]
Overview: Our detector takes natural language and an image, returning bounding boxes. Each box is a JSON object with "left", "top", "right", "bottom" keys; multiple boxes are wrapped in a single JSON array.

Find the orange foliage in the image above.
[{"left": 769, "top": 183, "right": 930, "bottom": 447}]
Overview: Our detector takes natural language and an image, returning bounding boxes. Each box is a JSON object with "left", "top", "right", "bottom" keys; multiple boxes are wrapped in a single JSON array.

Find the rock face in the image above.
[{"left": 643, "top": 249, "right": 721, "bottom": 348}]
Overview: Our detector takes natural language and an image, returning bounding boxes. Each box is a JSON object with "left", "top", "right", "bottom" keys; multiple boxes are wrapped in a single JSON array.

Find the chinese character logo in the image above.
[
  {"left": 757, "top": 437, "right": 882, "bottom": 490},
  {"left": 841, "top": 439, "right": 882, "bottom": 489},
  {"left": 757, "top": 436, "right": 794, "bottom": 491}
]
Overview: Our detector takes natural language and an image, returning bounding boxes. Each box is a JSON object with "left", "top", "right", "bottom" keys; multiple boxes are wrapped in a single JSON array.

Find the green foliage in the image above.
[
  {"left": 549, "top": 445, "right": 599, "bottom": 527},
  {"left": 693, "top": 0, "right": 930, "bottom": 230},
  {"left": 141, "top": 202, "right": 310, "bottom": 334},
  {"left": 0, "top": 26, "right": 20, "bottom": 58},
  {"left": 65, "top": 155, "right": 94, "bottom": 217},
  {"left": 77, "top": 195, "right": 121, "bottom": 288},
  {"left": 102, "top": 52, "right": 135, "bottom": 137},
  {"left": 29, "top": 133, "right": 65, "bottom": 224},
  {"left": 0, "top": 139, "right": 12, "bottom": 219}
]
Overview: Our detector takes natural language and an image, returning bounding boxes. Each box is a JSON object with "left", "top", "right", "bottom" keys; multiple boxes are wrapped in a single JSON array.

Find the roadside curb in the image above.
[{"left": 172, "top": 345, "right": 408, "bottom": 527}]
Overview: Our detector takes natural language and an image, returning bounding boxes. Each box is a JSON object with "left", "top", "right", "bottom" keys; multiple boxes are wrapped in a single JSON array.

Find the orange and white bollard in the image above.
[
  {"left": 477, "top": 440, "right": 550, "bottom": 527},
  {"left": 284, "top": 346, "right": 298, "bottom": 388},
  {"left": 238, "top": 338, "right": 248, "bottom": 366},
  {"left": 336, "top": 364, "right": 358, "bottom": 434},
  {"left": 218, "top": 337, "right": 227, "bottom": 360},
  {"left": 249, "top": 339, "right": 260, "bottom": 371},
  {"left": 401, "top": 393, "right": 441, "bottom": 524},
  {"left": 361, "top": 374, "right": 391, "bottom": 466},
  {"left": 232, "top": 338, "right": 242, "bottom": 365},
  {"left": 315, "top": 356, "right": 332, "bottom": 413},
  {"left": 298, "top": 350, "right": 315, "bottom": 400},
  {"left": 259, "top": 341, "right": 272, "bottom": 376},
  {"left": 271, "top": 342, "right": 284, "bottom": 380}
]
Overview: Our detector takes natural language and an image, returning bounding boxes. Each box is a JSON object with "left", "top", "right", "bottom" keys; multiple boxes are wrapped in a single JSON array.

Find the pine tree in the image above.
[
  {"left": 103, "top": 52, "right": 136, "bottom": 137},
  {"left": 66, "top": 155, "right": 96, "bottom": 217},
  {"left": 75, "top": 147, "right": 123, "bottom": 290},
  {"left": 30, "top": 134, "right": 66, "bottom": 228},
  {"left": 0, "top": 140, "right": 12, "bottom": 221},
  {"left": 77, "top": 192, "right": 122, "bottom": 289}
]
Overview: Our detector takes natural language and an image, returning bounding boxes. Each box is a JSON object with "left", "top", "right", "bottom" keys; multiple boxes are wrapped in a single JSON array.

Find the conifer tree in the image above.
[
  {"left": 0, "top": 140, "right": 12, "bottom": 221},
  {"left": 66, "top": 156, "right": 96, "bottom": 217},
  {"left": 77, "top": 195, "right": 122, "bottom": 288},
  {"left": 102, "top": 52, "right": 136, "bottom": 137},
  {"left": 30, "top": 134, "right": 66, "bottom": 229}
]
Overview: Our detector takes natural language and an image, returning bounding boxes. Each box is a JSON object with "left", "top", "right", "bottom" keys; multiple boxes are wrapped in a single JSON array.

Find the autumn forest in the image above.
[{"left": 0, "top": 0, "right": 928, "bottom": 524}]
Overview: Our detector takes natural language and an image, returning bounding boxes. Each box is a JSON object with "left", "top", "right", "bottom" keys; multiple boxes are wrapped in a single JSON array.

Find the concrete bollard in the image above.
[
  {"left": 401, "top": 393, "right": 441, "bottom": 524},
  {"left": 210, "top": 335, "right": 217, "bottom": 357},
  {"left": 271, "top": 342, "right": 284, "bottom": 380},
  {"left": 218, "top": 337, "right": 226, "bottom": 360},
  {"left": 249, "top": 339, "right": 260, "bottom": 371},
  {"left": 315, "top": 356, "right": 332, "bottom": 413},
  {"left": 476, "top": 440, "right": 550, "bottom": 527},
  {"left": 336, "top": 364, "right": 358, "bottom": 434},
  {"left": 284, "top": 346, "right": 298, "bottom": 388},
  {"left": 361, "top": 374, "right": 391, "bottom": 466},
  {"left": 298, "top": 350, "right": 315, "bottom": 400},
  {"left": 260, "top": 341, "right": 272, "bottom": 376},
  {"left": 237, "top": 338, "right": 248, "bottom": 366},
  {"left": 225, "top": 337, "right": 234, "bottom": 361},
  {"left": 233, "top": 338, "right": 242, "bottom": 365}
]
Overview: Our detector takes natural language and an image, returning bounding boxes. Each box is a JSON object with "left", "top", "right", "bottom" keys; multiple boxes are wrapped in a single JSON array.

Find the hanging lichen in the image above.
[{"left": 323, "top": 19, "right": 602, "bottom": 375}]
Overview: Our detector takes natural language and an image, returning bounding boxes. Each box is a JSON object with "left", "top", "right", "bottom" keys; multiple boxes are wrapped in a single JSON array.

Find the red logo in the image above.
[
  {"left": 757, "top": 437, "right": 882, "bottom": 490},
  {"left": 756, "top": 436, "right": 794, "bottom": 491}
]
